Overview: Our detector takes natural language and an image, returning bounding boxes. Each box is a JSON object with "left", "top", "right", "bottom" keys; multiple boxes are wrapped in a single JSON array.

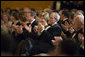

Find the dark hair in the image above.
[
  {"left": 62, "top": 10, "right": 69, "bottom": 18},
  {"left": 30, "top": 8, "right": 36, "bottom": 12},
  {"left": 69, "top": 12, "right": 74, "bottom": 19},
  {"left": 11, "top": 9, "right": 19, "bottom": 15},
  {"left": 5, "top": 7, "right": 12, "bottom": 15},
  {"left": 19, "top": 16, "right": 26, "bottom": 22},
  {"left": 5, "top": 7, "right": 11, "bottom": 12},
  {"left": 28, "top": 11, "right": 36, "bottom": 17},
  {"left": 59, "top": 38, "right": 79, "bottom": 56},
  {"left": 11, "top": 9, "right": 19, "bottom": 20},
  {"left": 18, "top": 11, "right": 27, "bottom": 22},
  {"left": 13, "top": 13, "right": 19, "bottom": 20},
  {"left": 12, "top": 9, "right": 19, "bottom": 13}
]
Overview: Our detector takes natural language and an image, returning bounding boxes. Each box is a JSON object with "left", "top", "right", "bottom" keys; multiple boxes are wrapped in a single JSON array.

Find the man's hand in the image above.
[
  {"left": 65, "top": 21, "right": 69, "bottom": 26},
  {"left": 38, "top": 23, "right": 45, "bottom": 33},
  {"left": 61, "top": 24, "right": 68, "bottom": 31},
  {"left": 68, "top": 27, "right": 75, "bottom": 33},
  {"left": 16, "top": 25, "right": 23, "bottom": 33},
  {"left": 78, "top": 33, "right": 84, "bottom": 49},
  {"left": 33, "top": 26, "right": 38, "bottom": 32},
  {"left": 25, "top": 25, "right": 32, "bottom": 32},
  {"left": 61, "top": 31, "right": 67, "bottom": 38},
  {"left": 78, "top": 33, "right": 84, "bottom": 42},
  {"left": 51, "top": 36, "right": 63, "bottom": 46}
]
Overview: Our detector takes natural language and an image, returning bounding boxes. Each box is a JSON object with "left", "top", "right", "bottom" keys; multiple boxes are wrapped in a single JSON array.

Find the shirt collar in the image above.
[
  {"left": 31, "top": 19, "right": 35, "bottom": 24},
  {"left": 63, "top": 18, "right": 68, "bottom": 21},
  {"left": 52, "top": 22, "right": 57, "bottom": 26}
]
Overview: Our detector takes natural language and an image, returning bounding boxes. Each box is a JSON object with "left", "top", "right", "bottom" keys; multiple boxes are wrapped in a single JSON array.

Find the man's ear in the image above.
[{"left": 55, "top": 19, "right": 58, "bottom": 22}]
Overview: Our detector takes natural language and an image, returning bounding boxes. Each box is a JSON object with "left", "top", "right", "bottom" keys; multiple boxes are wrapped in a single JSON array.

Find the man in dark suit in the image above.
[
  {"left": 36, "top": 12, "right": 62, "bottom": 53},
  {"left": 30, "top": 18, "right": 38, "bottom": 40},
  {"left": 58, "top": 10, "right": 70, "bottom": 38},
  {"left": 22, "top": 12, "right": 62, "bottom": 56},
  {"left": 28, "top": 11, "right": 38, "bottom": 40},
  {"left": 22, "top": 10, "right": 38, "bottom": 39},
  {"left": 72, "top": 14, "right": 84, "bottom": 56},
  {"left": 58, "top": 10, "right": 69, "bottom": 25}
]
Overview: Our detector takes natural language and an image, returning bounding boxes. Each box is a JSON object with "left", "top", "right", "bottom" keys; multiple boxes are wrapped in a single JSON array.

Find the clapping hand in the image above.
[
  {"left": 24, "top": 25, "right": 32, "bottom": 32},
  {"left": 68, "top": 27, "right": 75, "bottom": 33},
  {"left": 78, "top": 33, "right": 84, "bottom": 49},
  {"left": 51, "top": 36, "right": 63, "bottom": 46},
  {"left": 65, "top": 21, "right": 69, "bottom": 26},
  {"left": 37, "top": 23, "right": 45, "bottom": 35},
  {"left": 33, "top": 26, "right": 38, "bottom": 33},
  {"left": 78, "top": 33, "right": 84, "bottom": 42},
  {"left": 16, "top": 25, "right": 23, "bottom": 33},
  {"left": 61, "top": 24, "right": 68, "bottom": 31},
  {"left": 61, "top": 21, "right": 69, "bottom": 31}
]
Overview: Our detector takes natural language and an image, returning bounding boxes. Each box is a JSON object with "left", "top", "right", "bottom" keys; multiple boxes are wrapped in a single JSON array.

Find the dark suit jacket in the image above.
[
  {"left": 26, "top": 20, "right": 38, "bottom": 33},
  {"left": 23, "top": 23, "right": 62, "bottom": 55},
  {"left": 22, "top": 20, "right": 38, "bottom": 40},
  {"left": 30, "top": 20, "right": 38, "bottom": 40},
  {"left": 58, "top": 19, "right": 71, "bottom": 37},
  {"left": 31, "top": 20, "right": 38, "bottom": 33},
  {"left": 37, "top": 23, "right": 62, "bottom": 52},
  {"left": 15, "top": 19, "right": 37, "bottom": 39}
]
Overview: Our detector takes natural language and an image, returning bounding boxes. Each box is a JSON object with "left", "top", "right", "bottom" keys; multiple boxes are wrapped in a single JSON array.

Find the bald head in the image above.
[{"left": 73, "top": 14, "right": 84, "bottom": 30}]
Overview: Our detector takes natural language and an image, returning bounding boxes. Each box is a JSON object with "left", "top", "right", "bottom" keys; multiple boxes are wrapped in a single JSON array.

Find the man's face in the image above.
[
  {"left": 48, "top": 13, "right": 56, "bottom": 25},
  {"left": 6, "top": 9, "right": 10, "bottom": 13},
  {"left": 60, "top": 14, "right": 64, "bottom": 20},
  {"left": 73, "top": 17, "right": 81, "bottom": 30},
  {"left": 10, "top": 15, "right": 15, "bottom": 21},
  {"left": 24, "top": 8, "right": 30, "bottom": 13},
  {"left": 69, "top": 17, "right": 73, "bottom": 24},
  {"left": 26, "top": 13, "right": 31, "bottom": 21},
  {"left": 73, "top": 20, "right": 77, "bottom": 30},
  {"left": 3, "top": 15, "right": 8, "bottom": 22},
  {"left": 59, "top": 10, "right": 66, "bottom": 20}
]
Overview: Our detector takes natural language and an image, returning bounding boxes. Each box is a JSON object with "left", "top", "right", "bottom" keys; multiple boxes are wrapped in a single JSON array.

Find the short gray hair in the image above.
[
  {"left": 50, "top": 12, "right": 60, "bottom": 21},
  {"left": 54, "top": 12, "right": 60, "bottom": 21}
]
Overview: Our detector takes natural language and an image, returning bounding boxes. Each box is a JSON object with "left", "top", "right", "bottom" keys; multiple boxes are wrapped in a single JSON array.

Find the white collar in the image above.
[
  {"left": 63, "top": 18, "right": 68, "bottom": 21},
  {"left": 45, "top": 22, "right": 57, "bottom": 31},
  {"left": 31, "top": 19, "right": 35, "bottom": 24},
  {"left": 52, "top": 22, "right": 57, "bottom": 26}
]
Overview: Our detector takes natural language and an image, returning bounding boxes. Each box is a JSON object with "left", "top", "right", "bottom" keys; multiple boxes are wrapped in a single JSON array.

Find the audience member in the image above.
[{"left": 1, "top": 5, "right": 84, "bottom": 56}]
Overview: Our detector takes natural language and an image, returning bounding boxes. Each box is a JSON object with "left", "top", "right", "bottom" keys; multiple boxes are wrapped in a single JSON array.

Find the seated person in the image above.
[{"left": 21, "top": 12, "right": 62, "bottom": 56}]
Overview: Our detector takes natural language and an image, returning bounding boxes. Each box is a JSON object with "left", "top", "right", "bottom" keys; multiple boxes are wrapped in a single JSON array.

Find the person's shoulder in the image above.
[
  {"left": 32, "top": 19, "right": 38, "bottom": 25},
  {"left": 34, "top": 20, "right": 38, "bottom": 23},
  {"left": 53, "top": 23, "right": 61, "bottom": 29},
  {"left": 66, "top": 18, "right": 69, "bottom": 22}
]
